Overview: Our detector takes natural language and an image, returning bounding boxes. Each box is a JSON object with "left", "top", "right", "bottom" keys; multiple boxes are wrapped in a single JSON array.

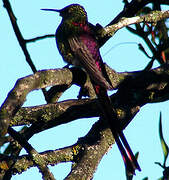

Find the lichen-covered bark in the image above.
[{"left": 0, "top": 68, "right": 73, "bottom": 136}]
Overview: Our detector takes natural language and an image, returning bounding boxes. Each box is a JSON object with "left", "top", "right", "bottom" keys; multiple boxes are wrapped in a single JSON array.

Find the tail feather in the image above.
[
  {"left": 119, "top": 131, "right": 141, "bottom": 171},
  {"left": 113, "top": 132, "right": 136, "bottom": 174},
  {"left": 93, "top": 83, "right": 141, "bottom": 174}
]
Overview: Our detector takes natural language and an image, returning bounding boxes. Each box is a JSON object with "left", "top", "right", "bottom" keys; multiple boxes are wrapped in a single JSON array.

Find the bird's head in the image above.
[{"left": 41, "top": 4, "right": 87, "bottom": 20}]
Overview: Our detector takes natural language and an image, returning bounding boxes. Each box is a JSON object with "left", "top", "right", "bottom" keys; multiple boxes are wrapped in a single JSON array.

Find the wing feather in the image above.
[{"left": 68, "top": 36, "right": 112, "bottom": 90}]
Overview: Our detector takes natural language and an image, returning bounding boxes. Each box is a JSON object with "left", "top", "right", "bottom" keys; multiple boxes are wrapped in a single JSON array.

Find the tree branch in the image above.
[
  {"left": 0, "top": 64, "right": 169, "bottom": 140},
  {"left": 25, "top": 34, "right": 55, "bottom": 43},
  {"left": 3, "top": 0, "right": 37, "bottom": 73},
  {"left": 0, "top": 68, "right": 73, "bottom": 136},
  {"left": 65, "top": 120, "right": 114, "bottom": 179},
  {"left": 99, "top": 0, "right": 169, "bottom": 46},
  {"left": 1, "top": 119, "right": 114, "bottom": 179},
  {"left": 0, "top": 144, "right": 74, "bottom": 175},
  {"left": 8, "top": 127, "right": 55, "bottom": 180},
  {"left": 99, "top": 10, "right": 169, "bottom": 38},
  {"left": 2, "top": 0, "right": 49, "bottom": 102}
]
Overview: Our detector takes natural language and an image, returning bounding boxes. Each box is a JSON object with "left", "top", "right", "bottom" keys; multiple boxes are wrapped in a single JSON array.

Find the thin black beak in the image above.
[{"left": 41, "top": 8, "right": 60, "bottom": 12}]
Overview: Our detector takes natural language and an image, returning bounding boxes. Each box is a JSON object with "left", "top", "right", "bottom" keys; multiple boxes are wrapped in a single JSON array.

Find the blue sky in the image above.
[{"left": 0, "top": 0, "right": 169, "bottom": 179}]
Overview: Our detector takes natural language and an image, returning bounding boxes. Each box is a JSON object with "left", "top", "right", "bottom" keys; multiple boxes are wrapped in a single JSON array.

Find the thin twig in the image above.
[
  {"left": 25, "top": 34, "right": 55, "bottom": 43},
  {"left": 3, "top": 0, "right": 37, "bottom": 73},
  {"left": 3, "top": 0, "right": 50, "bottom": 104}
]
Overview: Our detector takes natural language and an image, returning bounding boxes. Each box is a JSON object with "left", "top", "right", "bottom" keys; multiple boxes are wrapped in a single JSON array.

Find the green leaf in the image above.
[{"left": 159, "top": 112, "right": 169, "bottom": 167}]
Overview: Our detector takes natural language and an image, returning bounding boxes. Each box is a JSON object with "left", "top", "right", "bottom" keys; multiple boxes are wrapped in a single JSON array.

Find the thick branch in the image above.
[
  {"left": 0, "top": 64, "right": 167, "bottom": 136},
  {"left": 99, "top": 10, "right": 169, "bottom": 38},
  {"left": 1, "top": 119, "right": 114, "bottom": 179},
  {"left": 0, "top": 145, "right": 74, "bottom": 175},
  {"left": 8, "top": 127, "right": 55, "bottom": 180},
  {"left": 108, "top": 0, "right": 169, "bottom": 26},
  {"left": 0, "top": 68, "right": 73, "bottom": 136},
  {"left": 65, "top": 120, "right": 114, "bottom": 179},
  {"left": 99, "top": 0, "right": 169, "bottom": 46}
]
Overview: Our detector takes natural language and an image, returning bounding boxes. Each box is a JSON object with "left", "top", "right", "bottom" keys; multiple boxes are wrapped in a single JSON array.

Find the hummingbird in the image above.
[{"left": 41, "top": 4, "right": 141, "bottom": 174}]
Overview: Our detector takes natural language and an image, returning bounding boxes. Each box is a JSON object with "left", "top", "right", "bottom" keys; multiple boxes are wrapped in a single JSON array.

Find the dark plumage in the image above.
[{"left": 42, "top": 4, "right": 141, "bottom": 174}]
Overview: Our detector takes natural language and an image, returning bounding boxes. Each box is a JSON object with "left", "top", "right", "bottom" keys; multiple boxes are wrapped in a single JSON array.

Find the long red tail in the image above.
[{"left": 93, "top": 84, "right": 141, "bottom": 174}]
